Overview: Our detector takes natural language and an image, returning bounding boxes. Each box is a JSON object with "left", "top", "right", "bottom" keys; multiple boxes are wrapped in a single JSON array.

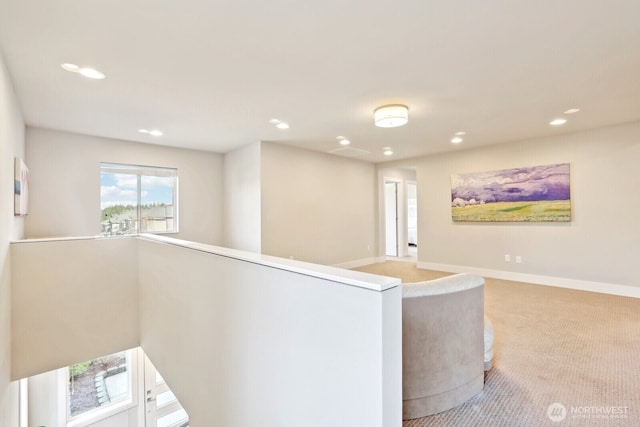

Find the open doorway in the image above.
[
  {"left": 380, "top": 168, "right": 417, "bottom": 262},
  {"left": 384, "top": 181, "right": 399, "bottom": 257},
  {"left": 407, "top": 181, "right": 417, "bottom": 257}
]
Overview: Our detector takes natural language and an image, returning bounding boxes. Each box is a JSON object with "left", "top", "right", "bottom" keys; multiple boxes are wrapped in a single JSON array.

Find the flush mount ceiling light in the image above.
[
  {"left": 374, "top": 104, "right": 409, "bottom": 128},
  {"left": 451, "top": 137, "right": 463, "bottom": 144},
  {"left": 61, "top": 63, "right": 106, "bottom": 80},
  {"left": 138, "top": 129, "right": 163, "bottom": 136},
  {"left": 549, "top": 118, "right": 567, "bottom": 126}
]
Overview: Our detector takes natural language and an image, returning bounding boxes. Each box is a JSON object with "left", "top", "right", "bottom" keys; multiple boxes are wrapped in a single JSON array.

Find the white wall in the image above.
[
  {"left": 223, "top": 141, "right": 261, "bottom": 252},
  {"left": 25, "top": 127, "right": 224, "bottom": 244},
  {"left": 0, "top": 50, "right": 25, "bottom": 426},
  {"left": 11, "top": 235, "right": 402, "bottom": 427},
  {"left": 138, "top": 236, "right": 401, "bottom": 427},
  {"left": 261, "top": 142, "right": 377, "bottom": 267},
  {"left": 381, "top": 121, "right": 640, "bottom": 289},
  {"left": 11, "top": 238, "right": 139, "bottom": 380}
]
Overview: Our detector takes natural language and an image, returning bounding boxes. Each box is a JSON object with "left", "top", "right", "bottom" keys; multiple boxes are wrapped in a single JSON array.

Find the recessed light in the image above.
[
  {"left": 269, "top": 119, "right": 281, "bottom": 124},
  {"left": 455, "top": 131, "right": 466, "bottom": 136},
  {"left": 62, "top": 63, "right": 106, "bottom": 79},
  {"left": 336, "top": 136, "right": 345, "bottom": 140},
  {"left": 78, "top": 67, "right": 106, "bottom": 80},
  {"left": 340, "top": 139, "right": 351, "bottom": 146},
  {"left": 564, "top": 108, "right": 580, "bottom": 114},
  {"left": 383, "top": 149, "right": 394, "bottom": 156},
  {"left": 138, "top": 129, "right": 163, "bottom": 136},
  {"left": 61, "top": 63, "right": 79, "bottom": 72},
  {"left": 549, "top": 118, "right": 567, "bottom": 126},
  {"left": 276, "top": 122, "right": 290, "bottom": 129},
  {"left": 451, "top": 137, "right": 463, "bottom": 144}
]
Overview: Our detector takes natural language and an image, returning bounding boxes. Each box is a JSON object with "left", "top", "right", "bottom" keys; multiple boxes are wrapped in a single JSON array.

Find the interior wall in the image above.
[
  {"left": 0, "top": 50, "right": 25, "bottom": 426},
  {"left": 260, "top": 142, "right": 377, "bottom": 266},
  {"left": 223, "top": 141, "right": 261, "bottom": 253},
  {"left": 24, "top": 127, "right": 224, "bottom": 244},
  {"left": 381, "top": 121, "right": 640, "bottom": 288},
  {"left": 11, "top": 238, "right": 139, "bottom": 380},
  {"left": 138, "top": 238, "right": 401, "bottom": 426}
]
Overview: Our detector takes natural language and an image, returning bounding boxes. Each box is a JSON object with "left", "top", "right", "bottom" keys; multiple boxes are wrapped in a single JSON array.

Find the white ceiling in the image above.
[{"left": 1, "top": 0, "right": 639, "bottom": 163}]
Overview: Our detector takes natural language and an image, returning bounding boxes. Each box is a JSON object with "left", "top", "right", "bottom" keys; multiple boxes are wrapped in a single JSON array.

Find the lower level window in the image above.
[{"left": 68, "top": 350, "right": 131, "bottom": 419}]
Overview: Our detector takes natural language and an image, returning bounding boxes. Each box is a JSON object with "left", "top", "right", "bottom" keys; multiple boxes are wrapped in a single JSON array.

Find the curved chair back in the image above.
[{"left": 402, "top": 273, "right": 485, "bottom": 419}]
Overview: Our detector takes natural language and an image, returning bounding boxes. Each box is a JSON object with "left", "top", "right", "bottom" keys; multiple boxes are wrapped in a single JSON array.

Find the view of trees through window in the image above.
[
  {"left": 68, "top": 351, "right": 129, "bottom": 418},
  {"left": 100, "top": 163, "right": 178, "bottom": 236}
]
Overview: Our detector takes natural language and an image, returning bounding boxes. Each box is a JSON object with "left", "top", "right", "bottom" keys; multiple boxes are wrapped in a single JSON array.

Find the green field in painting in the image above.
[{"left": 452, "top": 200, "right": 571, "bottom": 222}]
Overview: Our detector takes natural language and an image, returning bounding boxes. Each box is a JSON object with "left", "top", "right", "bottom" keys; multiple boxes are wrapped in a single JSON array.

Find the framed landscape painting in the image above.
[
  {"left": 451, "top": 163, "right": 571, "bottom": 222},
  {"left": 14, "top": 157, "right": 29, "bottom": 216}
]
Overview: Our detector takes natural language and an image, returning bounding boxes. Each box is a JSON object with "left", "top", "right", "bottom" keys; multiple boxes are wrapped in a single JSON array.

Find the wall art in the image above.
[
  {"left": 451, "top": 163, "right": 571, "bottom": 222},
  {"left": 14, "top": 157, "right": 29, "bottom": 216}
]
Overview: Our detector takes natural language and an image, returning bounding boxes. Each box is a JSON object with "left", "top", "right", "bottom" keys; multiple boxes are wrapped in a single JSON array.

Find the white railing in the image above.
[{"left": 11, "top": 235, "right": 402, "bottom": 426}]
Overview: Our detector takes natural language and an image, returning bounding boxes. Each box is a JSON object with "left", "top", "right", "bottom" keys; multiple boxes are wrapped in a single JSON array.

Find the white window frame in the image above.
[
  {"left": 63, "top": 349, "right": 140, "bottom": 427},
  {"left": 100, "top": 162, "right": 179, "bottom": 236}
]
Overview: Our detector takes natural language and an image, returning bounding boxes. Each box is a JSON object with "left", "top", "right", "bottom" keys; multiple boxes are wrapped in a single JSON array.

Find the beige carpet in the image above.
[{"left": 353, "top": 261, "right": 640, "bottom": 426}]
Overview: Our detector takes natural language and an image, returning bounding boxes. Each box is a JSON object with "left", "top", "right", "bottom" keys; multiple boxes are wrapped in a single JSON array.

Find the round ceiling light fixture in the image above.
[{"left": 374, "top": 104, "right": 409, "bottom": 128}]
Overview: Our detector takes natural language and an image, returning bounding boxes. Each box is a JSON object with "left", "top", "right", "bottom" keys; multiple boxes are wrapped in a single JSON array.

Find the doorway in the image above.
[
  {"left": 145, "top": 355, "right": 189, "bottom": 427},
  {"left": 384, "top": 181, "right": 399, "bottom": 257},
  {"left": 407, "top": 182, "right": 418, "bottom": 257}
]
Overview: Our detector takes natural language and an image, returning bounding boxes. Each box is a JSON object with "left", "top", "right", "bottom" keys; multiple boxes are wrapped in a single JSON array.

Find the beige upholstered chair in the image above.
[{"left": 402, "top": 274, "right": 485, "bottom": 419}]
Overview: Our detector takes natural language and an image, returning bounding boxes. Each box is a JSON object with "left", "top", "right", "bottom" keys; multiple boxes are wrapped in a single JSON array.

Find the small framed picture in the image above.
[{"left": 14, "top": 157, "right": 29, "bottom": 216}]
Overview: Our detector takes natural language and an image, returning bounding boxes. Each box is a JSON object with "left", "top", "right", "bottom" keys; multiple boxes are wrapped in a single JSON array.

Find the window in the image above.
[
  {"left": 100, "top": 163, "right": 178, "bottom": 236},
  {"left": 68, "top": 350, "right": 133, "bottom": 423}
]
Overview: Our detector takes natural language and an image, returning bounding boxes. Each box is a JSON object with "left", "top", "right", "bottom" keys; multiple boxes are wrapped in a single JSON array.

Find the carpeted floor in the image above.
[{"left": 353, "top": 261, "right": 640, "bottom": 426}]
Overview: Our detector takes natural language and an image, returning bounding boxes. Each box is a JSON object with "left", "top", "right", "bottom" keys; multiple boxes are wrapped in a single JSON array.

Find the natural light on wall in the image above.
[{"left": 100, "top": 163, "right": 178, "bottom": 236}]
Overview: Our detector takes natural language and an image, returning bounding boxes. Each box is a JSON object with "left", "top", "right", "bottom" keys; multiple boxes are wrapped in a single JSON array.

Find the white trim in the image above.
[
  {"left": 385, "top": 255, "right": 416, "bottom": 263},
  {"left": 19, "top": 379, "right": 28, "bottom": 427},
  {"left": 417, "top": 262, "right": 640, "bottom": 299},
  {"left": 66, "top": 349, "right": 138, "bottom": 427},
  {"left": 332, "top": 257, "right": 379, "bottom": 269}
]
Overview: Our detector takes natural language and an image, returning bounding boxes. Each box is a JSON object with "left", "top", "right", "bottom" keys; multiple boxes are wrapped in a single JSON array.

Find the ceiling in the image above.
[{"left": 1, "top": 0, "right": 639, "bottom": 163}]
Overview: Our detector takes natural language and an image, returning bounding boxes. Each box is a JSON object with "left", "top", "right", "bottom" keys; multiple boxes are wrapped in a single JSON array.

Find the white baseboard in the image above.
[
  {"left": 417, "top": 262, "right": 640, "bottom": 299},
  {"left": 333, "top": 257, "right": 380, "bottom": 269}
]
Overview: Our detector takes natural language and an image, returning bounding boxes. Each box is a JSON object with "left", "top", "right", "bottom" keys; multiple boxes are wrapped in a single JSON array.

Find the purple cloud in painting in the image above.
[{"left": 451, "top": 163, "right": 570, "bottom": 203}]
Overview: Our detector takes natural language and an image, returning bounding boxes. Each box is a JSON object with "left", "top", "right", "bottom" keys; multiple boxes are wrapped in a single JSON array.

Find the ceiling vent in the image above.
[{"left": 328, "top": 147, "right": 371, "bottom": 158}]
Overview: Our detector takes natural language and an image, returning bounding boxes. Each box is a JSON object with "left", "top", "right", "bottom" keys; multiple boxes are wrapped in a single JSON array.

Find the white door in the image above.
[
  {"left": 407, "top": 182, "right": 418, "bottom": 248},
  {"left": 145, "top": 356, "right": 189, "bottom": 427},
  {"left": 385, "top": 182, "right": 398, "bottom": 257}
]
